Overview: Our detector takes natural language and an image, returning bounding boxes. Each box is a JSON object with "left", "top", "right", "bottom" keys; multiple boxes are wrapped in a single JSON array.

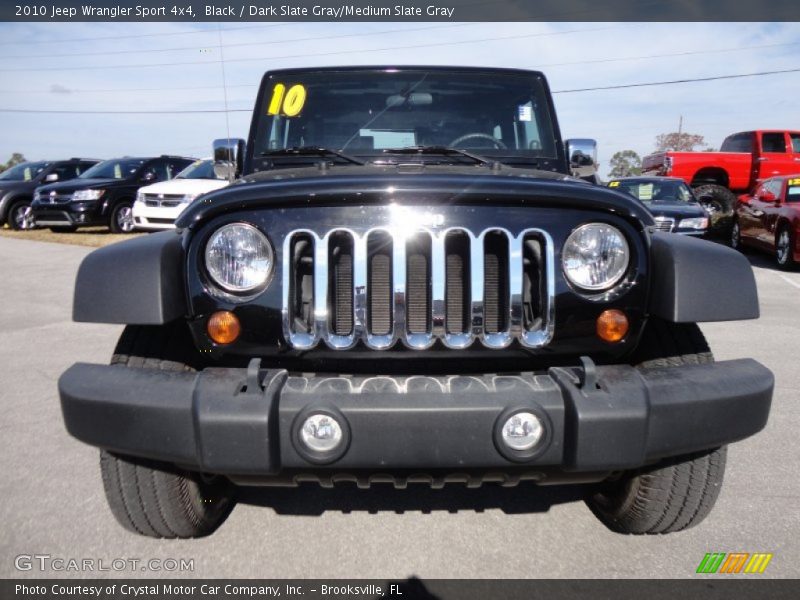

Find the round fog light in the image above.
[
  {"left": 501, "top": 411, "right": 544, "bottom": 451},
  {"left": 300, "top": 414, "right": 344, "bottom": 453}
]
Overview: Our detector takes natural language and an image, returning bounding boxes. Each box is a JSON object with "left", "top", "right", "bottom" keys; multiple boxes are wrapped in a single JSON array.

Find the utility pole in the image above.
[{"left": 678, "top": 115, "right": 683, "bottom": 137}]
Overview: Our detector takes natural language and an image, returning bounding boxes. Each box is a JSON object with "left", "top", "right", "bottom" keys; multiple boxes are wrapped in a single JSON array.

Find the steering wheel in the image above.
[{"left": 449, "top": 133, "right": 507, "bottom": 150}]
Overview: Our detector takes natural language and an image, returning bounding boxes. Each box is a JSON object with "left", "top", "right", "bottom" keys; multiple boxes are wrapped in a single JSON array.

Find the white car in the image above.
[{"left": 133, "top": 159, "right": 228, "bottom": 230}]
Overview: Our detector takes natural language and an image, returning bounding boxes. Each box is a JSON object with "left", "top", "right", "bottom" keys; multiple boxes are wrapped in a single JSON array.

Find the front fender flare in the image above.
[
  {"left": 648, "top": 232, "right": 759, "bottom": 323},
  {"left": 73, "top": 231, "right": 186, "bottom": 324}
]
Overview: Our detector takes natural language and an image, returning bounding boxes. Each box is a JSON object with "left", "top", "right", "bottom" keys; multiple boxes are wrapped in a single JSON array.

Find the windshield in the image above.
[
  {"left": 176, "top": 159, "right": 220, "bottom": 180},
  {"left": 0, "top": 161, "right": 50, "bottom": 181},
  {"left": 610, "top": 180, "right": 695, "bottom": 203},
  {"left": 253, "top": 69, "right": 558, "bottom": 163},
  {"left": 80, "top": 158, "right": 146, "bottom": 180}
]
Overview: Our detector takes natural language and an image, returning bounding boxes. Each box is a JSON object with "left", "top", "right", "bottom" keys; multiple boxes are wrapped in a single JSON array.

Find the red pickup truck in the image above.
[{"left": 643, "top": 130, "right": 800, "bottom": 232}]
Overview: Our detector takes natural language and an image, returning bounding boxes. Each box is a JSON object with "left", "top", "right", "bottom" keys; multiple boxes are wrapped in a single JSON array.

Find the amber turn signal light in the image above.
[
  {"left": 207, "top": 311, "right": 241, "bottom": 345},
  {"left": 596, "top": 309, "right": 629, "bottom": 343}
]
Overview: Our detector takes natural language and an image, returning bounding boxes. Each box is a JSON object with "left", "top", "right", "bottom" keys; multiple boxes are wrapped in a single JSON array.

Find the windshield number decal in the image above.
[
  {"left": 608, "top": 181, "right": 620, "bottom": 187},
  {"left": 788, "top": 178, "right": 800, "bottom": 186},
  {"left": 267, "top": 83, "right": 307, "bottom": 117}
]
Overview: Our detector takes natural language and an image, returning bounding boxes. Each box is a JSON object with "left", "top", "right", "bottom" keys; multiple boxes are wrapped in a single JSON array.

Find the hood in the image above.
[
  {"left": 137, "top": 178, "right": 228, "bottom": 196},
  {"left": 37, "top": 178, "right": 130, "bottom": 194},
  {"left": 238, "top": 162, "right": 575, "bottom": 185},
  {"left": 0, "top": 178, "right": 39, "bottom": 194},
  {"left": 176, "top": 162, "right": 654, "bottom": 230},
  {"left": 646, "top": 201, "right": 707, "bottom": 219}
]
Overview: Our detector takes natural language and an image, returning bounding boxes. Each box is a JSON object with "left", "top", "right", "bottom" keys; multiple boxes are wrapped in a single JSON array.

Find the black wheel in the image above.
[
  {"left": 586, "top": 318, "right": 726, "bottom": 534},
  {"left": 49, "top": 226, "right": 77, "bottom": 233},
  {"left": 109, "top": 201, "right": 135, "bottom": 233},
  {"left": 99, "top": 323, "right": 235, "bottom": 538},
  {"left": 775, "top": 225, "right": 797, "bottom": 270},
  {"left": 693, "top": 184, "right": 737, "bottom": 234},
  {"left": 730, "top": 218, "right": 744, "bottom": 251},
  {"left": 8, "top": 200, "right": 35, "bottom": 230}
]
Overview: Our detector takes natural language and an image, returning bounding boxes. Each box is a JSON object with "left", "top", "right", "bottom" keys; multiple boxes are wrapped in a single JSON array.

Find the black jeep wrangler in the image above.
[{"left": 59, "top": 67, "right": 773, "bottom": 538}]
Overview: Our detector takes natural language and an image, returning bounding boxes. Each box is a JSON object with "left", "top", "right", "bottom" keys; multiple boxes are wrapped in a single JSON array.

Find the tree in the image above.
[
  {"left": 608, "top": 150, "right": 642, "bottom": 178},
  {"left": 0, "top": 153, "right": 26, "bottom": 173},
  {"left": 655, "top": 132, "right": 707, "bottom": 152}
]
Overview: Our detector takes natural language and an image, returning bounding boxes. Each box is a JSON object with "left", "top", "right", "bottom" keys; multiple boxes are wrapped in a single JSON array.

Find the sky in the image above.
[{"left": 0, "top": 21, "right": 798, "bottom": 177}]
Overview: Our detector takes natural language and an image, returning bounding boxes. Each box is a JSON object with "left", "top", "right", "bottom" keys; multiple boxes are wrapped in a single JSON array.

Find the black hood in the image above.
[
  {"left": 176, "top": 162, "right": 654, "bottom": 229},
  {"left": 36, "top": 178, "right": 132, "bottom": 194},
  {"left": 0, "top": 178, "right": 41, "bottom": 194},
  {"left": 646, "top": 201, "right": 707, "bottom": 220}
]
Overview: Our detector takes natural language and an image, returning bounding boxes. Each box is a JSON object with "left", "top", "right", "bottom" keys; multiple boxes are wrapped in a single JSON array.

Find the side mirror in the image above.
[
  {"left": 565, "top": 138, "right": 598, "bottom": 179},
  {"left": 213, "top": 138, "right": 246, "bottom": 182},
  {"left": 759, "top": 190, "right": 776, "bottom": 203},
  {"left": 44, "top": 173, "right": 59, "bottom": 183}
]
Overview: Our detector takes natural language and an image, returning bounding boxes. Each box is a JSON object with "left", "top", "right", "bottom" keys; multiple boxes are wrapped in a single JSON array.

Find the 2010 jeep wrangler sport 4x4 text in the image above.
[{"left": 58, "top": 67, "right": 773, "bottom": 538}]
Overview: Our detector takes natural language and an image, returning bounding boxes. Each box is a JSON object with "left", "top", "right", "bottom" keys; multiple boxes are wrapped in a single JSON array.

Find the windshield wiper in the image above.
[
  {"left": 377, "top": 145, "right": 496, "bottom": 166},
  {"left": 259, "top": 146, "right": 365, "bottom": 165}
]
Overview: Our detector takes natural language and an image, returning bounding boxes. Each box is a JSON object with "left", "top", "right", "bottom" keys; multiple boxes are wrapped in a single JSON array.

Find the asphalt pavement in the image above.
[{"left": 0, "top": 235, "right": 798, "bottom": 579}]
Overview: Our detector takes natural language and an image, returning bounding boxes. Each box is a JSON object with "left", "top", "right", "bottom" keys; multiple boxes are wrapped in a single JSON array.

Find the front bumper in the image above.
[
  {"left": 58, "top": 358, "right": 773, "bottom": 481},
  {"left": 32, "top": 204, "right": 99, "bottom": 227},
  {"left": 132, "top": 202, "right": 184, "bottom": 230}
]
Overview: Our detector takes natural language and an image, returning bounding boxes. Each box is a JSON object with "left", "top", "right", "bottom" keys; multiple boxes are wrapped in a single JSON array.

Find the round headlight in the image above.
[
  {"left": 205, "top": 223, "right": 273, "bottom": 293},
  {"left": 562, "top": 223, "right": 629, "bottom": 291}
]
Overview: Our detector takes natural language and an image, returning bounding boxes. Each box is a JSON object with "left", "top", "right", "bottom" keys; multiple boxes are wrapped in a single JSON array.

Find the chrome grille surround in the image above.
[
  {"left": 653, "top": 216, "right": 675, "bottom": 232},
  {"left": 282, "top": 226, "right": 555, "bottom": 351}
]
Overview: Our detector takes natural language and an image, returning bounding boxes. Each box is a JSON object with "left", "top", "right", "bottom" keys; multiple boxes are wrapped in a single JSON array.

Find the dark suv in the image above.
[
  {"left": 0, "top": 159, "right": 99, "bottom": 230},
  {"left": 32, "top": 155, "right": 195, "bottom": 233},
  {"left": 59, "top": 67, "right": 772, "bottom": 538}
]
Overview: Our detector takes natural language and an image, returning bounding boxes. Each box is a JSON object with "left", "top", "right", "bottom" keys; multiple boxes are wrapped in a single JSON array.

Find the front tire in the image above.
[
  {"left": 586, "top": 318, "right": 726, "bottom": 534},
  {"left": 8, "top": 200, "right": 35, "bottom": 230},
  {"left": 693, "top": 184, "right": 737, "bottom": 234},
  {"left": 776, "top": 225, "right": 797, "bottom": 270},
  {"left": 730, "top": 218, "right": 743, "bottom": 251},
  {"left": 99, "top": 323, "right": 234, "bottom": 538},
  {"left": 109, "top": 201, "right": 135, "bottom": 233}
]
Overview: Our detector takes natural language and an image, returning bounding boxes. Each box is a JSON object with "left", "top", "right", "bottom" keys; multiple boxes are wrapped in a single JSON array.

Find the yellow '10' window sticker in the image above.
[
  {"left": 267, "top": 83, "right": 307, "bottom": 117},
  {"left": 787, "top": 178, "right": 800, "bottom": 186},
  {"left": 608, "top": 181, "right": 620, "bottom": 187}
]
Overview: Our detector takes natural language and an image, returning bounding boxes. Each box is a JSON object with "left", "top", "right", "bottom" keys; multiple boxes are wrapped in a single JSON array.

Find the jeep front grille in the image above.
[{"left": 282, "top": 227, "right": 554, "bottom": 350}]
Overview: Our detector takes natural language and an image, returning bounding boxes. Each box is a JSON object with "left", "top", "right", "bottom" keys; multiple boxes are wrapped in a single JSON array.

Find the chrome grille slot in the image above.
[
  {"left": 483, "top": 231, "right": 509, "bottom": 334},
  {"left": 282, "top": 226, "right": 554, "bottom": 351},
  {"left": 288, "top": 233, "right": 314, "bottom": 335},
  {"left": 406, "top": 233, "right": 431, "bottom": 334},
  {"left": 330, "top": 232, "right": 354, "bottom": 337},
  {"left": 368, "top": 232, "right": 393, "bottom": 336},
  {"left": 445, "top": 232, "right": 470, "bottom": 335}
]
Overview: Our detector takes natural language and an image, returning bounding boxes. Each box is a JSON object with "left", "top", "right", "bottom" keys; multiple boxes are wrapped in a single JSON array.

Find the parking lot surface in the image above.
[{"left": 0, "top": 235, "right": 798, "bottom": 579}]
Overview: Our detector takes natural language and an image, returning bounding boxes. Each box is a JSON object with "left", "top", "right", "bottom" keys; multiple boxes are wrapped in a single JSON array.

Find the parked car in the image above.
[
  {"left": 642, "top": 130, "right": 800, "bottom": 232},
  {"left": 59, "top": 66, "right": 772, "bottom": 539},
  {"left": 732, "top": 174, "right": 800, "bottom": 269},
  {"left": 607, "top": 176, "right": 709, "bottom": 236},
  {"left": 133, "top": 159, "right": 229, "bottom": 231},
  {"left": 0, "top": 158, "right": 99, "bottom": 230},
  {"left": 32, "top": 155, "right": 195, "bottom": 233}
]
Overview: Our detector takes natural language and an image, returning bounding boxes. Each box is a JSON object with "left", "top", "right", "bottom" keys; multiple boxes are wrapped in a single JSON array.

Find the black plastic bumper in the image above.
[{"left": 58, "top": 358, "right": 773, "bottom": 477}]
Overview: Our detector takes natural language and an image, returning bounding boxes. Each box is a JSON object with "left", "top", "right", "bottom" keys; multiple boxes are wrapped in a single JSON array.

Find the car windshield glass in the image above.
[
  {"left": 611, "top": 180, "right": 694, "bottom": 203},
  {"left": 79, "top": 158, "right": 146, "bottom": 180},
  {"left": 176, "top": 159, "right": 220, "bottom": 179},
  {"left": 787, "top": 177, "right": 800, "bottom": 202},
  {"left": 0, "top": 161, "right": 50, "bottom": 181},
  {"left": 253, "top": 68, "right": 557, "bottom": 163}
]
